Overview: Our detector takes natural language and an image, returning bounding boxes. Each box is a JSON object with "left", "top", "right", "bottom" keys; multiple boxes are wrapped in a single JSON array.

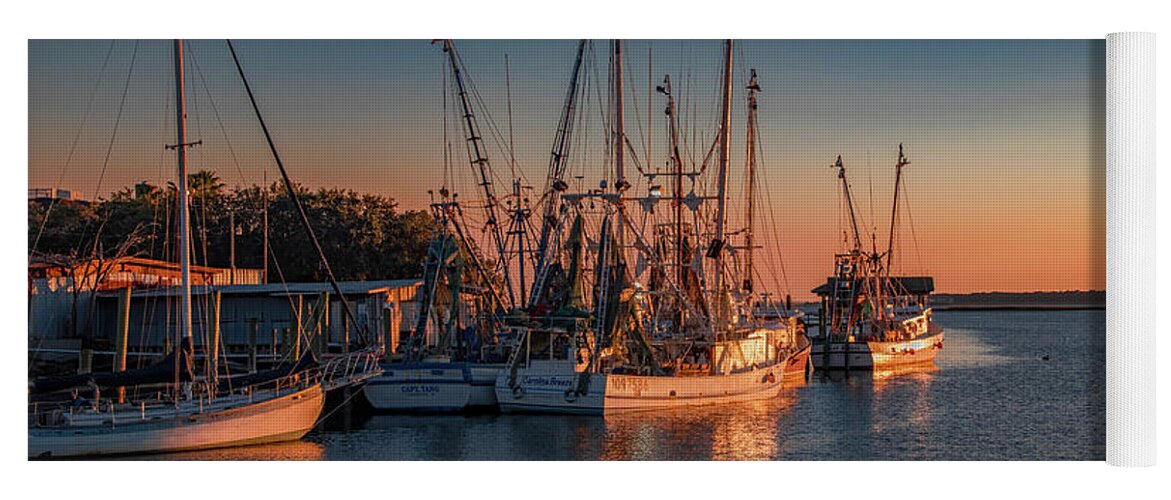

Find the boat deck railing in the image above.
[
  {"left": 29, "top": 371, "right": 322, "bottom": 429},
  {"left": 317, "top": 348, "right": 383, "bottom": 391}
]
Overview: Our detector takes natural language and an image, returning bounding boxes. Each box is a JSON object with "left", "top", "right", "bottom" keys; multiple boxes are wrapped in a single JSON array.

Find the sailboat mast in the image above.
[
  {"left": 173, "top": 40, "right": 193, "bottom": 347},
  {"left": 886, "top": 143, "right": 909, "bottom": 272},
  {"left": 713, "top": 40, "right": 734, "bottom": 304},
  {"left": 743, "top": 69, "right": 759, "bottom": 293},
  {"left": 166, "top": 39, "right": 196, "bottom": 401}
]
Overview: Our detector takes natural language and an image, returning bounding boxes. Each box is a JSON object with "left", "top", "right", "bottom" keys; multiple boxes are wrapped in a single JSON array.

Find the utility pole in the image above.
[
  {"left": 229, "top": 209, "right": 236, "bottom": 285},
  {"left": 262, "top": 170, "right": 268, "bottom": 284}
]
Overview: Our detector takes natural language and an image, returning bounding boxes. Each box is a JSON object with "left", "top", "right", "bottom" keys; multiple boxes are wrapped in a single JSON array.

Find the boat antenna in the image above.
[{"left": 226, "top": 39, "right": 371, "bottom": 346}]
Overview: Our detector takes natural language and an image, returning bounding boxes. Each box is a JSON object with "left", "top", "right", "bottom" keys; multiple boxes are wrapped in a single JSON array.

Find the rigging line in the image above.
[
  {"left": 30, "top": 39, "right": 116, "bottom": 260},
  {"left": 65, "top": 40, "right": 141, "bottom": 261},
  {"left": 454, "top": 48, "right": 523, "bottom": 184},
  {"left": 504, "top": 53, "right": 517, "bottom": 177},
  {"left": 901, "top": 175, "right": 929, "bottom": 275},
  {"left": 188, "top": 42, "right": 247, "bottom": 185},
  {"left": 623, "top": 50, "right": 648, "bottom": 172},
  {"left": 226, "top": 39, "right": 371, "bottom": 347},
  {"left": 867, "top": 149, "right": 877, "bottom": 242},
  {"left": 186, "top": 42, "right": 206, "bottom": 173},
  {"left": 89, "top": 40, "right": 140, "bottom": 203},
  {"left": 752, "top": 112, "right": 792, "bottom": 297},
  {"left": 442, "top": 56, "right": 453, "bottom": 190}
]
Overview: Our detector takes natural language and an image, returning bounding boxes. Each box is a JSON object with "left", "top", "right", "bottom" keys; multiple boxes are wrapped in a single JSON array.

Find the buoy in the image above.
[{"left": 512, "top": 385, "right": 525, "bottom": 399}]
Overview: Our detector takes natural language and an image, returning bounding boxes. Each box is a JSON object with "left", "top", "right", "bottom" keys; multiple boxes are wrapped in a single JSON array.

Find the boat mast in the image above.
[
  {"left": 712, "top": 39, "right": 734, "bottom": 328},
  {"left": 886, "top": 143, "right": 909, "bottom": 272},
  {"left": 612, "top": 40, "right": 628, "bottom": 246},
  {"left": 657, "top": 74, "right": 690, "bottom": 328},
  {"left": 661, "top": 76, "right": 686, "bottom": 295},
  {"left": 169, "top": 39, "right": 196, "bottom": 397},
  {"left": 530, "top": 40, "right": 587, "bottom": 307},
  {"left": 439, "top": 39, "right": 515, "bottom": 308},
  {"left": 742, "top": 69, "right": 760, "bottom": 294},
  {"left": 173, "top": 40, "right": 193, "bottom": 350},
  {"left": 834, "top": 155, "right": 864, "bottom": 251}
]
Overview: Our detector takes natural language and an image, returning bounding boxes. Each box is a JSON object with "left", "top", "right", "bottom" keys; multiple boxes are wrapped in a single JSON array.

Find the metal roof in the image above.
[
  {"left": 99, "top": 279, "right": 421, "bottom": 299},
  {"left": 811, "top": 277, "right": 935, "bottom": 296}
]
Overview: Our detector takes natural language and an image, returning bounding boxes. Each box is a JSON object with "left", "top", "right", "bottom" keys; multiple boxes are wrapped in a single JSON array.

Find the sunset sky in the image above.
[{"left": 28, "top": 39, "right": 1104, "bottom": 299}]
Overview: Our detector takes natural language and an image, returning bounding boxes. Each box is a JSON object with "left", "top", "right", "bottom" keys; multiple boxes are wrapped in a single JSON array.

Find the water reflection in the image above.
[
  {"left": 598, "top": 394, "right": 797, "bottom": 460},
  {"left": 124, "top": 311, "right": 1105, "bottom": 461},
  {"left": 142, "top": 440, "right": 326, "bottom": 461}
]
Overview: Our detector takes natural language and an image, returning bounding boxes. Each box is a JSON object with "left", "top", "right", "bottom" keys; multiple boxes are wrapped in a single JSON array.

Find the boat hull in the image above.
[
  {"left": 811, "top": 330, "right": 944, "bottom": 370},
  {"left": 783, "top": 336, "right": 813, "bottom": 383},
  {"left": 29, "top": 384, "right": 324, "bottom": 458},
  {"left": 364, "top": 362, "right": 501, "bottom": 412},
  {"left": 495, "top": 363, "right": 785, "bottom": 416}
]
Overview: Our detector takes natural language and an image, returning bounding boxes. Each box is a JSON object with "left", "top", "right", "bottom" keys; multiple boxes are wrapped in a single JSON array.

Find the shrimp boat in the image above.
[
  {"left": 363, "top": 205, "right": 510, "bottom": 412},
  {"left": 808, "top": 147, "right": 944, "bottom": 371},
  {"left": 28, "top": 40, "right": 324, "bottom": 457},
  {"left": 495, "top": 40, "right": 807, "bottom": 415},
  {"left": 364, "top": 40, "right": 517, "bottom": 412}
]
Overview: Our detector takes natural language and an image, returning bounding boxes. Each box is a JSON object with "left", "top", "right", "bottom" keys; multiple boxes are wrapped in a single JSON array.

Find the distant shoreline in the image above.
[
  {"left": 794, "top": 291, "right": 1107, "bottom": 311},
  {"left": 933, "top": 305, "right": 1106, "bottom": 311},
  {"left": 929, "top": 291, "right": 1105, "bottom": 311}
]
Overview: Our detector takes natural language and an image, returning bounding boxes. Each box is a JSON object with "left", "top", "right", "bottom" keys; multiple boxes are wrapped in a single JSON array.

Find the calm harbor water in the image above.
[{"left": 147, "top": 310, "right": 1105, "bottom": 460}]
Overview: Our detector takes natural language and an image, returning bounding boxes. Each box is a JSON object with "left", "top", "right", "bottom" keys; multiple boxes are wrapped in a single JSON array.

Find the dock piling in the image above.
[
  {"left": 248, "top": 318, "right": 258, "bottom": 374},
  {"left": 114, "top": 286, "right": 131, "bottom": 403},
  {"left": 209, "top": 290, "right": 221, "bottom": 384}
]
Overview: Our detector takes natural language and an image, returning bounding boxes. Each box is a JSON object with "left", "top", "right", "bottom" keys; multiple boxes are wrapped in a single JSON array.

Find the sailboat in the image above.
[
  {"left": 493, "top": 40, "right": 805, "bottom": 415},
  {"left": 808, "top": 146, "right": 945, "bottom": 371},
  {"left": 28, "top": 40, "right": 324, "bottom": 458}
]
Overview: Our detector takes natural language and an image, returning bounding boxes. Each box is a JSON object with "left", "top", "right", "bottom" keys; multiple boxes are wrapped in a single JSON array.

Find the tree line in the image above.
[{"left": 29, "top": 170, "right": 434, "bottom": 283}]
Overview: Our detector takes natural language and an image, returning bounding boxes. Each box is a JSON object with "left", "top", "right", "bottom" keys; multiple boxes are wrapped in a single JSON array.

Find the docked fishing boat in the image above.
[
  {"left": 28, "top": 40, "right": 325, "bottom": 457},
  {"left": 362, "top": 222, "right": 510, "bottom": 412},
  {"left": 495, "top": 40, "right": 806, "bottom": 415},
  {"left": 364, "top": 40, "right": 518, "bottom": 412},
  {"left": 365, "top": 359, "right": 501, "bottom": 412},
  {"left": 808, "top": 147, "right": 945, "bottom": 371}
]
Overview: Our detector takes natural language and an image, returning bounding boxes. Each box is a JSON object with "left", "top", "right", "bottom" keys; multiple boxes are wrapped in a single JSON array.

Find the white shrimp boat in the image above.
[
  {"left": 808, "top": 147, "right": 945, "bottom": 371},
  {"left": 496, "top": 327, "right": 793, "bottom": 415},
  {"left": 364, "top": 360, "right": 501, "bottom": 412},
  {"left": 809, "top": 320, "right": 944, "bottom": 370},
  {"left": 494, "top": 40, "right": 805, "bottom": 415}
]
